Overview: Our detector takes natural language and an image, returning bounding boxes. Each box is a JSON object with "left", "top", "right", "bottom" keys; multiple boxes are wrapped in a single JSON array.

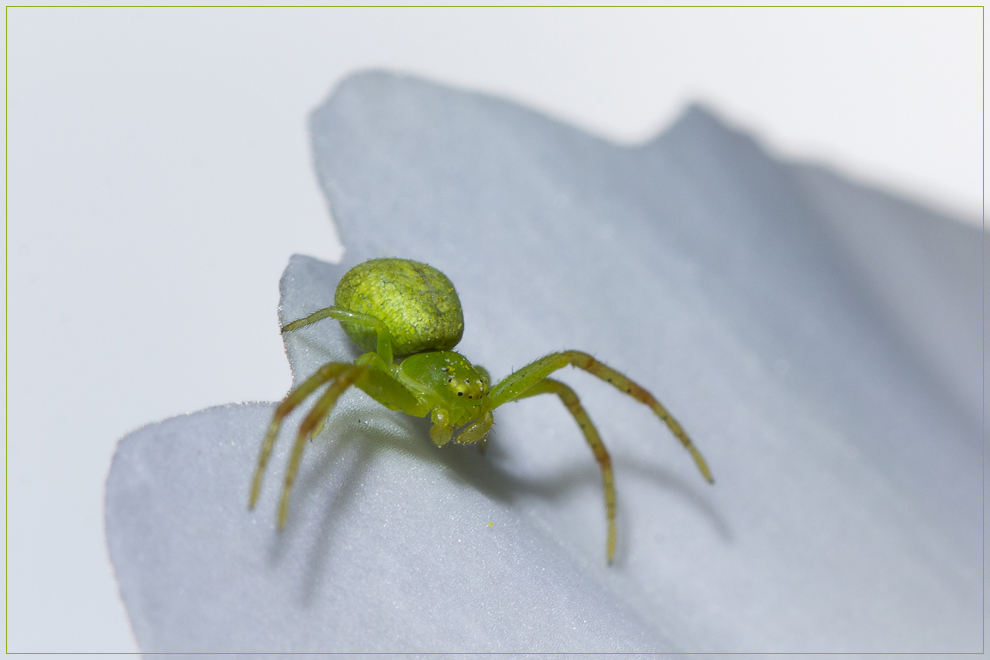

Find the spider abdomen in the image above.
[{"left": 334, "top": 258, "right": 464, "bottom": 357}]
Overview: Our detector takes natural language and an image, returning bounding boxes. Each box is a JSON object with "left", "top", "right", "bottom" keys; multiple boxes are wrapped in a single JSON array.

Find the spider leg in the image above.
[
  {"left": 277, "top": 364, "right": 365, "bottom": 529},
  {"left": 490, "top": 351, "right": 713, "bottom": 483},
  {"left": 354, "top": 356, "right": 426, "bottom": 414},
  {"left": 249, "top": 362, "right": 353, "bottom": 509},
  {"left": 513, "top": 378, "right": 617, "bottom": 563},
  {"left": 259, "top": 357, "right": 428, "bottom": 528},
  {"left": 282, "top": 306, "right": 395, "bottom": 365}
]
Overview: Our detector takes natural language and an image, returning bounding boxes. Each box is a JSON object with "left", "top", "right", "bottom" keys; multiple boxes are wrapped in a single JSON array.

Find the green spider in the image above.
[{"left": 249, "top": 257, "right": 713, "bottom": 563}]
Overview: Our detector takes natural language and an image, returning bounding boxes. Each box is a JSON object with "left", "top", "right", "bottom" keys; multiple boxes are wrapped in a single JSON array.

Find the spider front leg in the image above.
[
  {"left": 490, "top": 351, "right": 713, "bottom": 483},
  {"left": 249, "top": 361, "right": 353, "bottom": 510},
  {"left": 250, "top": 357, "right": 423, "bottom": 529},
  {"left": 277, "top": 364, "right": 365, "bottom": 527},
  {"left": 513, "top": 377, "right": 617, "bottom": 563}
]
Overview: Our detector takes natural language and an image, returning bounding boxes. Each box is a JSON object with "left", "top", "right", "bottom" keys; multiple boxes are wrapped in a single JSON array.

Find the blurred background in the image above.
[{"left": 4, "top": 7, "right": 983, "bottom": 652}]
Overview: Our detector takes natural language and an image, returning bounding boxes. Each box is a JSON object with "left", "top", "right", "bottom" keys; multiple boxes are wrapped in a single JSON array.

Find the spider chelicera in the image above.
[{"left": 249, "top": 257, "right": 713, "bottom": 563}]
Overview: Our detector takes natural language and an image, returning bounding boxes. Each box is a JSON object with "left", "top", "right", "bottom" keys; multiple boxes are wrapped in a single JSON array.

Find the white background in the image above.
[{"left": 4, "top": 7, "right": 984, "bottom": 652}]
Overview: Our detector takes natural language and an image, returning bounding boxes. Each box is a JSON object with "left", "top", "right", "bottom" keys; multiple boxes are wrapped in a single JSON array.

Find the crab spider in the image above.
[{"left": 249, "top": 258, "right": 713, "bottom": 563}]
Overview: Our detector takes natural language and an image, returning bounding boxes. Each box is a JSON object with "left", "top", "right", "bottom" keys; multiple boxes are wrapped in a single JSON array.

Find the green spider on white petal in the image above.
[{"left": 250, "top": 257, "right": 713, "bottom": 564}]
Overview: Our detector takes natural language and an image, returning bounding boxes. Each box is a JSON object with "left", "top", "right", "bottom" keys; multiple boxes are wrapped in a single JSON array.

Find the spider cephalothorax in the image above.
[{"left": 250, "top": 257, "right": 713, "bottom": 563}]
